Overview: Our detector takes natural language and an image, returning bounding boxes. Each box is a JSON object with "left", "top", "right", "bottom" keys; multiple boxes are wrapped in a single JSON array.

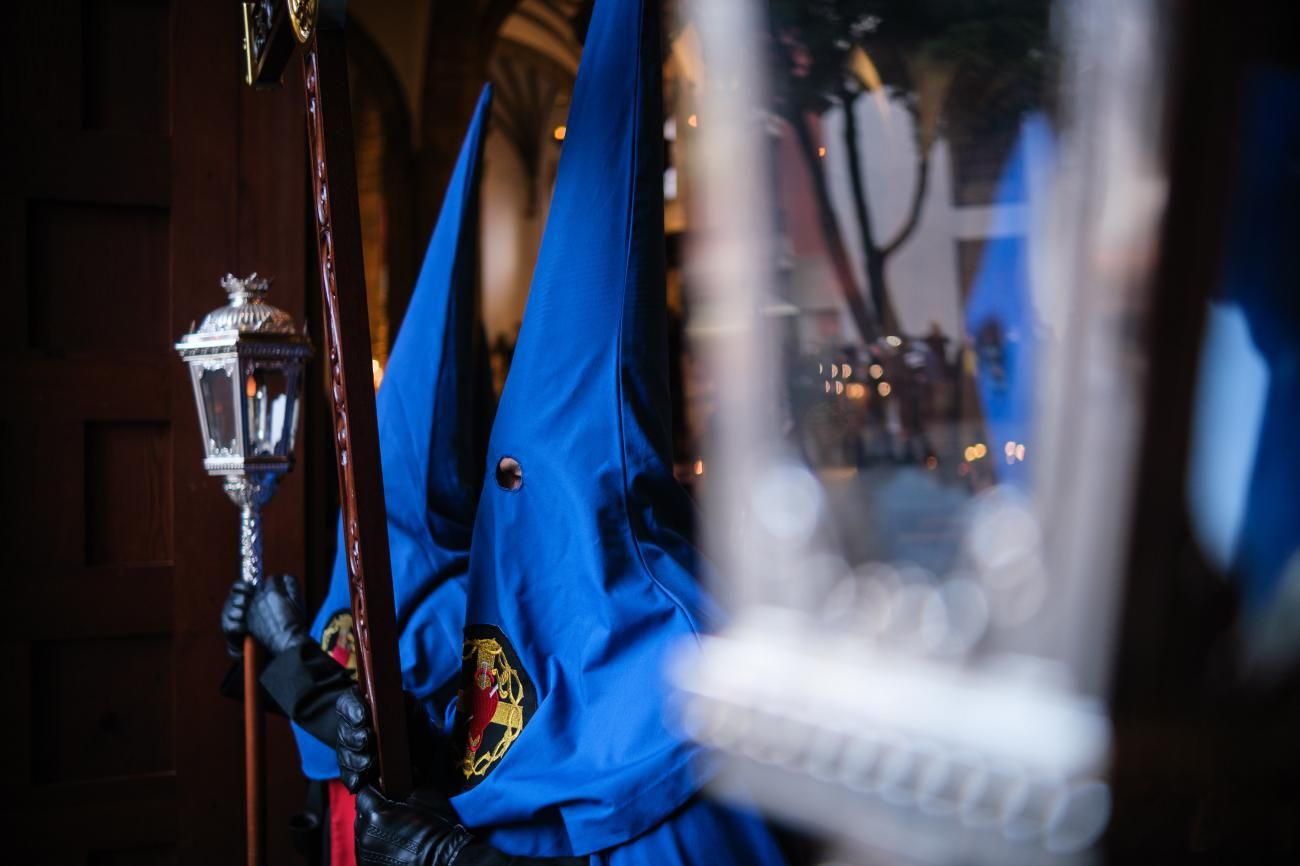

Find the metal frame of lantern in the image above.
[{"left": 176, "top": 273, "right": 313, "bottom": 581}]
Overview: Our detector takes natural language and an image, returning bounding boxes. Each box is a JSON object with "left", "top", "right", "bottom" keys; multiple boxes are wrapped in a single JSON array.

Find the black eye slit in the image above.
[{"left": 495, "top": 456, "right": 523, "bottom": 491}]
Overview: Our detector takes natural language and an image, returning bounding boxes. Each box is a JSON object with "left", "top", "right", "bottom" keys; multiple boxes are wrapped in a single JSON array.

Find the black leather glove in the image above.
[
  {"left": 221, "top": 580, "right": 254, "bottom": 658},
  {"left": 336, "top": 688, "right": 378, "bottom": 794},
  {"left": 337, "top": 688, "right": 451, "bottom": 794},
  {"left": 221, "top": 575, "right": 308, "bottom": 658},
  {"left": 244, "top": 573, "right": 310, "bottom": 656},
  {"left": 354, "top": 785, "right": 473, "bottom": 866},
  {"left": 353, "top": 786, "right": 584, "bottom": 866}
]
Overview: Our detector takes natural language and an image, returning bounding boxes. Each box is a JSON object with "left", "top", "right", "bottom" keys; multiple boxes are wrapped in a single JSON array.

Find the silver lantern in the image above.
[{"left": 175, "top": 273, "right": 313, "bottom": 585}]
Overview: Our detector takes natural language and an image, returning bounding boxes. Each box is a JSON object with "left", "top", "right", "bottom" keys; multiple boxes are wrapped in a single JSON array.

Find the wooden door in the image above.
[{"left": 1, "top": 1, "right": 311, "bottom": 862}]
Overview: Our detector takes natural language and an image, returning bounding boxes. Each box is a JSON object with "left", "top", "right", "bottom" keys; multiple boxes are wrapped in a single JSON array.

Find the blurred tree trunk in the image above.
[
  {"left": 781, "top": 105, "right": 881, "bottom": 344},
  {"left": 839, "top": 85, "right": 930, "bottom": 337}
]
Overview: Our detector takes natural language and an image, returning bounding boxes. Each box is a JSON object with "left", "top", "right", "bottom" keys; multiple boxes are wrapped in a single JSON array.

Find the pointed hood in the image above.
[
  {"left": 449, "top": 0, "right": 711, "bottom": 855},
  {"left": 294, "top": 85, "right": 495, "bottom": 779}
]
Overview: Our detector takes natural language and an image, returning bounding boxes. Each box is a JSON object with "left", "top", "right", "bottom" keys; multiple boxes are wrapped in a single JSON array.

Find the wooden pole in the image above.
[
  {"left": 243, "top": 635, "right": 265, "bottom": 866},
  {"left": 300, "top": 20, "right": 414, "bottom": 801},
  {"left": 230, "top": 493, "right": 273, "bottom": 866},
  {"left": 238, "top": 0, "right": 413, "bottom": 805}
]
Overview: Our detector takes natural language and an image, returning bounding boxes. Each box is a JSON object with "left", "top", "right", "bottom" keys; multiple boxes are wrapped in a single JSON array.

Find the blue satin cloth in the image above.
[
  {"left": 592, "top": 796, "right": 788, "bottom": 866},
  {"left": 445, "top": 1, "right": 782, "bottom": 863},
  {"left": 293, "top": 85, "right": 495, "bottom": 780}
]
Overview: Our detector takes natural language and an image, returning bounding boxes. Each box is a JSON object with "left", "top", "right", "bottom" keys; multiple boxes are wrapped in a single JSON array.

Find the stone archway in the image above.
[{"left": 414, "top": 0, "right": 591, "bottom": 231}]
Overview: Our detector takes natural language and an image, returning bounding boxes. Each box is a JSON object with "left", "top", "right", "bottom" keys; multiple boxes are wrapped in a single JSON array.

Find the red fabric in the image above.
[
  {"left": 328, "top": 779, "right": 357, "bottom": 866},
  {"left": 467, "top": 661, "right": 499, "bottom": 754}
]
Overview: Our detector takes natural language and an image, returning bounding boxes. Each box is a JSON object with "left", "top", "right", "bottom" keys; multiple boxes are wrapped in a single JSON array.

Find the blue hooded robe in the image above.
[
  {"left": 293, "top": 85, "right": 496, "bottom": 779},
  {"left": 444, "top": 1, "right": 786, "bottom": 864}
]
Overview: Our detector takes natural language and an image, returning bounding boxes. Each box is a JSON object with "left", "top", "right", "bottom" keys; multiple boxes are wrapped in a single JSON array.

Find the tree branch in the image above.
[
  {"left": 782, "top": 105, "right": 880, "bottom": 344},
  {"left": 840, "top": 85, "right": 901, "bottom": 332},
  {"left": 881, "top": 154, "right": 931, "bottom": 258},
  {"left": 840, "top": 86, "right": 878, "bottom": 253}
]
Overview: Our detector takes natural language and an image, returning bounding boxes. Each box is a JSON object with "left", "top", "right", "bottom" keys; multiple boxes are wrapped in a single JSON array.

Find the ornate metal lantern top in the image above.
[
  {"left": 177, "top": 273, "right": 314, "bottom": 357},
  {"left": 176, "top": 274, "right": 313, "bottom": 477}
]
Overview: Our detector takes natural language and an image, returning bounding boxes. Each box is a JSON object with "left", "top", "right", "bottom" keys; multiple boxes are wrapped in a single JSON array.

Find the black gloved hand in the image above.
[
  {"left": 354, "top": 786, "right": 585, "bottom": 866},
  {"left": 354, "top": 785, "right": 473, "bottom": 866},
  {"left": 337, "top": 688, "right": 450, "bottom": 794},
  {"left": 336, "top": 688, "right": 377, "bottom": 794},
  {"left": 221, "top": 581, "right": 254, "bottom": 658},
  {"left": 243, "top": 573, "right": 310, "bottom": 656}
]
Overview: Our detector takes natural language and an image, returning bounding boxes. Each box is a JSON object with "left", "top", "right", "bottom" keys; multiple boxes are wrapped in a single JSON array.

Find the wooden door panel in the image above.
[
  {"left": 3, "top": 0, "right": 309, "bottom": 862},
  {"left": 5, "top": 135, "right": 171, "bottom": 208},
  {"left": 11, "top": 2, "right": 83, "bottom": 132},
  {"left": 13, "top": 566, "right": 174, "bottom": 641},
  {"left": 82, "top": 0, "right": 172, "bottom": 136},
  {"left": 30, "top": 635, "right": 174, "bottom": 784},
  {"left": 2, "top": 0, "right": 180, "bottom": 855},
  {"left": 1, "top": 358, "right": 171, "bottom": 419},
  {"left": 84, "top": 420, "right": 172, "bottom": 566},
  {"left": 2, "top": 417, "right": 86, "bottom": 569},
  {"left": 27, "top": 201, "right": 171, "bottom": 355},
  {"left": 14, "top": 786, "right": 178, "bottom": 864}
]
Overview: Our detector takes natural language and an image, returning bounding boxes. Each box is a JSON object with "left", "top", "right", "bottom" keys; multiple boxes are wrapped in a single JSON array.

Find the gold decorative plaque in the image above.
[{"left": 287, "top": 0, "right": 318, "bottom": 44}]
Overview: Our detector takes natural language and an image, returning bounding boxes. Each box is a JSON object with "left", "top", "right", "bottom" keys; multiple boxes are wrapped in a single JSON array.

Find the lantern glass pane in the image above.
[
  {"left": 243, "top": 365, "right": 289, "bottom": 457},
  {"left": 280, "top": 367, "right": 303, "bottom": 456},
  {"left": 197, "top": 363, "right": 240, "bottom": 458}
]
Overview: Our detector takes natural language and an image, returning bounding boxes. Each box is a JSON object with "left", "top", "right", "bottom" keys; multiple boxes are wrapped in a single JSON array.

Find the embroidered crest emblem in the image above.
[
  {"left": 454, "top": 624, "right": 535, "bottom": 787},
  {"left": 320, "top": 609, "right": 358, "bottom": 679}
]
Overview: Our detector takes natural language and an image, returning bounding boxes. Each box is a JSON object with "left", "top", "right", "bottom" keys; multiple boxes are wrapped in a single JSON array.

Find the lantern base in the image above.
[
  {"left": 222, "top": 472, "right": 280, "bottom": 511},
  {"left": 205, "top": 455, "right": 294, "bottom": 475}
]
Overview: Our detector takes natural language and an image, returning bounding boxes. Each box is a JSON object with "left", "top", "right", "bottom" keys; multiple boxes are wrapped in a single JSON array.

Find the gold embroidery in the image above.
[
  {"left": 459, "top": 636, "right": 527, "bottom": 779},
  {"left": 321, "top": 610, "right": 358, "bottom": 679}
]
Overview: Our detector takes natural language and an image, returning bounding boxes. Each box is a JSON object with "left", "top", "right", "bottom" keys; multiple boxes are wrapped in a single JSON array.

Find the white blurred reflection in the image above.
[
  {"left": 675, "top": 0, "right": 1170, "bottom": 862},
  {"left": 752, "top": 461, "right": 824, "bottom": 544}
]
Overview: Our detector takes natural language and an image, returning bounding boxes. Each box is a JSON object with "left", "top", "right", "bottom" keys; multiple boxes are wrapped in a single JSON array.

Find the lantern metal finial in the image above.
[
  {"left": 190, "top": 273, "right": 303, "bottom": 338},
  {"left": 222, "top": 271, "right": 270, "bottom": 301}
]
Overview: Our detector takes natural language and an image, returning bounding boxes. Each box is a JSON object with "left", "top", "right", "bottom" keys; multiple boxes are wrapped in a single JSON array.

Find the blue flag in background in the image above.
[
  {"left": 445, "top": 2, "right": 784, "bottom": 864},
  {"left": 293, "top": 85, "right": 495, "bottom": 779},
  {"left": 964, "top": 115, "right": 1055, "bottom": 491}
]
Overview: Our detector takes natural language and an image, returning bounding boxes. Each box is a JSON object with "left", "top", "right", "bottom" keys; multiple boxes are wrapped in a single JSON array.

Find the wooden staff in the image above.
[
  {"left": 295, "top": 3, "right": 414, "bottom": 800},
  {"left": 239, "top": 0, "right": 414, "bottom": 817},
  {"left": 243, "top": 636, "right": 265, "bottom": 866}
]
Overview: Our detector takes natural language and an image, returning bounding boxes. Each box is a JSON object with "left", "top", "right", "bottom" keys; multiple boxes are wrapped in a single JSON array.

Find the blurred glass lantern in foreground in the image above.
[
  {"left": 673, "top": 0, "right": 1172, "bottom": 862},
  {"left": 175, "top": 273, "right": 313, "bottom": 582}
]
